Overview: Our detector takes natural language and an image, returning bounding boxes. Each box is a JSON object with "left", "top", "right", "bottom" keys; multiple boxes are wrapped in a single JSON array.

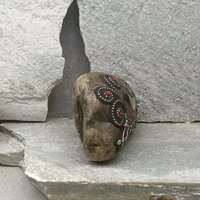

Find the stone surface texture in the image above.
[
  {"left": 0, "top": 167, "right": 47, "bottom": 200},
  {"left": 77, "top": 0, "right": 200, "bottom": 122},
  {"left": 0, "top": 126, "right": 25, "bottom": 166},
  {"left": 0, "top": 0, "right": 72, "bottom": 121},
  {"left": 1, "top": 119, "right": 200, "bottom": 199}
]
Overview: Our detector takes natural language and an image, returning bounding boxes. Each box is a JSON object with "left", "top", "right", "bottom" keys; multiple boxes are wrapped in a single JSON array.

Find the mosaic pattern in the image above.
[
  {"left": 94, "top": 74, "right": 137, "bottom": 149},
  {"left": 94, "top": 86, "right": 121, "bottom": 104},
  {"left": 100, "top": 74, "right": 121, "bottom": 90}
]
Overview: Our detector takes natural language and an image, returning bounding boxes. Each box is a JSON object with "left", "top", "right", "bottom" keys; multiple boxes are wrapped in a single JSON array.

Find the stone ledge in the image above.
[
  {"left": 0, "top": 125, "right": 25, "bottom": 166},
  {"left": 1, "top": 119, "right": 200, "bottom": 200},
  {"left": 0, "top": 166, "right": 47, "bottom": 200}
]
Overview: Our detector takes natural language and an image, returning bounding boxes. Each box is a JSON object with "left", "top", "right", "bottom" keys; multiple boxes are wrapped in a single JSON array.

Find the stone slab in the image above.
[
  {"left": 2, "top": 119, "right": 200, "bottom": 200},
  {"left": 77, "top": 0, "right": 200, "bottom": 122},
  {"left": 0, "top": 166, "right": 47, "bottom": 200},
  {"left": 0, "top": 0, "right": 72, "bottom": 121},
  {"left": 0, "top": 126, "right": 25, "bottom": 166}
]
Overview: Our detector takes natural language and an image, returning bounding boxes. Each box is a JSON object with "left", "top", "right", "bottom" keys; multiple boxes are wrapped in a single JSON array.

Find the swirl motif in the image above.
[
  {"left": 94, "top": 73, "right": 137, "bottom": 149},
  {"left": 120, "top": 79, "right": 135, "bottom": 98},
  {"left": 94, "top": 86, "right": 121, "bottom": 105},
  {"left": 109, "top": 100, "right": 127, "bottom": 127},
  {"left": 100, "top": 74, "right": 121, "bottom": 89}
]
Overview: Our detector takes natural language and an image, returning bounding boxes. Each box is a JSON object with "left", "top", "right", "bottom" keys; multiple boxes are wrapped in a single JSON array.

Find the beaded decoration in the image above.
[
  {"left": 100, "top": 74, "right": 121, "bottom": 90},
  {"left": 109, "top": 100, "right": 127, "bottom": 127},
  {"left": 120, "top": 79, "right": 135, "bottom": 98},
  {"left": 94, "top": 73, "right": 137, "bottom": 149},
  {"left": 94, "top": 86, "right": 121, "bottom": 104}
]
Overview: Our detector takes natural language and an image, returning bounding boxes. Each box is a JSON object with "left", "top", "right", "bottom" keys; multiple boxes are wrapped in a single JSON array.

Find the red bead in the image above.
[
  {"left": 118, "top": 111, "right": 123, "bottom": 117},
  {"left": 112, "top": 76, "right": 117, "bottom": 81},
  {"left": 105, "top": 90, "right": 111, "bottom": 96}
]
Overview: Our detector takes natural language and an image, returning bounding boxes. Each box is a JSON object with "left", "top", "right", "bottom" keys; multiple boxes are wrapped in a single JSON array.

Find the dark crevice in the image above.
[{"left": 47, "top": 0, "right": 90, "bottom": 118}]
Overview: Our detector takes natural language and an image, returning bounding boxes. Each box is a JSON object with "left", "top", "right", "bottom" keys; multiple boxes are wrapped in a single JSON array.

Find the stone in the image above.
[
  {"left": 0, "top": 0, "right": 72, "bottom": 121},
  {"left": 73, "top": 72, "right": 138, "bottom": 161},
  {"left": 149, "top": 195, "right": 174, "bottom": 200},
  {"left": 0, "top": 166, "right": 47, "bottom": 200},
  {"left": 0, "top": 125, "right": 25, "bottom": 166},
  {"left": 77, "top": 0, "right": 200, "bottom": 122},
  {"left": 2, "top": 119, "right": 200, "bottom": 200}
]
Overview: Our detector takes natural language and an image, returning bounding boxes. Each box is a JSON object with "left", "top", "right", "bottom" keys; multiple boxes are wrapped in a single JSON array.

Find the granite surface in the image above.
[
  {"left": 0, "top": 0, "right": 72, "bottom": 121},
  {"left": 78, "top": 0, "right": 200, "bottom": 122},
  {"left": 0, "top": 166, "right": 47, "bottom": 200},
  {"left": 1, "top": 119, "right": 200, "bottom": 199}
]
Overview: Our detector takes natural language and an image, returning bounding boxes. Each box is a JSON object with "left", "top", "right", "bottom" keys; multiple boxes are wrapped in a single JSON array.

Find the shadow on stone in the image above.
[{"left": 48, "top": 0, "right": 90, "bottom": 118}]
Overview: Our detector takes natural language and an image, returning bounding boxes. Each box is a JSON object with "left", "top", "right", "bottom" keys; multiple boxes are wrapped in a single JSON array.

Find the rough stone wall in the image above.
[
  {"left": 0, "top": 0, "right": 72, "bottom": 121},
  {"left": 0, "top": 0, "right": 199, "bottom": 122},
  {"left": 0, "top": 2, "right": 200, "bottom": 199},
  {"left": 77, "top": 0, "right": 200, "bottom": 122}
]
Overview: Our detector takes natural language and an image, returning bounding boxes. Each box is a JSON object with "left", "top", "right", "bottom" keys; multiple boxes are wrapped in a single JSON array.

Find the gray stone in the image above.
[
  {"left": 0, "top": 0, "right": 72, "bottom": 121},
  {"left": 0, "top": 166, "right": 47, "bottom": 200},
  {"left": 77, "top": 0, "right": 200, "bottom": 122},
  {"left": 0, "top": 126, "right": 25, "bottom": 166},
  {"left": 2, "top": 119, "right": 200, "bottom": 200}
]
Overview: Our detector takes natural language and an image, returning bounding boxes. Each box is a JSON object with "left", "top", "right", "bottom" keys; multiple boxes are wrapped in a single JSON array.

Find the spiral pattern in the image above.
[
  {"left": 94, "top": 86, "right": 120, "bottom": 105},
  {"left": 100, "top": 74, "right": 121, "bottom": 89},
  {"left": 109, "top": 100, "right": 127, "bottom": 127}
]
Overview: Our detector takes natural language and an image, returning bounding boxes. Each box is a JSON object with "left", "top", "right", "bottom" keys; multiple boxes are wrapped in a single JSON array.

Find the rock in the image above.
[
  {"left": 73, "top": 72, "right": 138, "bottom": 161},
  {"left": 0, "top": 166, "right": 47, "bottom": 200},
  {"left": 0, "top": 0, "right": 72, "bottom": 121},
  {"left": 2, "top": 119, "right": 200, "bottom": 199},
  {"left": 0, "top": 126, "right": 25, "bottom": 166},
  {"left": 77, "top": 0, "right": 200, "bottom": 122}
]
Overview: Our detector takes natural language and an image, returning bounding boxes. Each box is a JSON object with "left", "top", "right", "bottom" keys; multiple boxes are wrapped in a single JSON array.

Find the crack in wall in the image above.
[{"left": 48, "top": 0, "right": 90, "bottom": 118}]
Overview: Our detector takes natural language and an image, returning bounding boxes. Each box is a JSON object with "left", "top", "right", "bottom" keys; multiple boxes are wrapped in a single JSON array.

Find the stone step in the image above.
[
  {"left": 0, "top": 126, "right": 25, "bottom": 166},
  {"left": 0, "top": 166, "right": 47, "bottom": 200},
  {"left": 0, "top": 119, "right": 200, "bottom": 200}
]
